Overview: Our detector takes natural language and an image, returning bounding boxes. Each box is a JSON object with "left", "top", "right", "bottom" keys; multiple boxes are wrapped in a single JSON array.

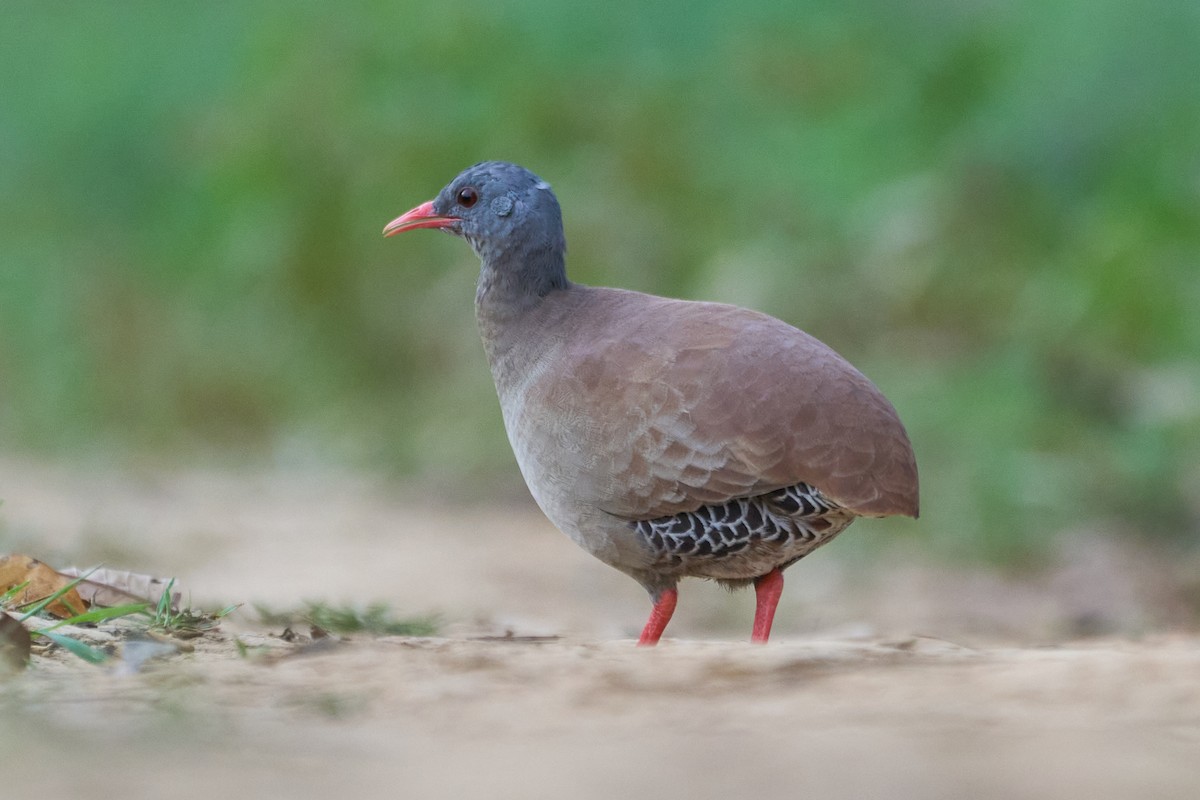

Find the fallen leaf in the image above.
[
  {"left": 0, "top": 555, "right": 88, "bottom": 619},
  {"left": 60, "top": 566, "right": 180, "bottom": 610},
  {"left": 0, "top": 612, "right": 32, "bottom": 674}
]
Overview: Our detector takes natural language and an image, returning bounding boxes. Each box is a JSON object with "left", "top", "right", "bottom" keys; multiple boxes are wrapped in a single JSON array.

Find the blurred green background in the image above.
[{"left": 1, "top": 0, "right": 1197, "bottom": 563}]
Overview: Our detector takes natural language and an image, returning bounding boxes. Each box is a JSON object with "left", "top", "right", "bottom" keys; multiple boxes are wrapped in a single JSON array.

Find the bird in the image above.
[{"left": 384, "top": 161, "right": 918, "bottom": 645}]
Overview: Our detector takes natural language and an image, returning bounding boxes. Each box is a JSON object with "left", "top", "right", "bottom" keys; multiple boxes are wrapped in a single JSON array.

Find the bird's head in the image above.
[{"left": 384, "top": 162, "right": 566, "bottom": 278}]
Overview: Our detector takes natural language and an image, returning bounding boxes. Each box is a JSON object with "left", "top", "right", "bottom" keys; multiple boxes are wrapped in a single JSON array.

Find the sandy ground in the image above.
[{"left": 2, "top": 458, "right": 1199, "bottom": 799}]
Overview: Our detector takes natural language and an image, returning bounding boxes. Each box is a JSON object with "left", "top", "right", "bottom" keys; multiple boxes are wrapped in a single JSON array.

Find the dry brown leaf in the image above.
[
  {"left": 59, "top": 566, "right": 180, "bottom": 610},
  {"left": 0, "top": 554, "right": 88, "bottom": 618},
  {"left": 0, "top": 612, "right": 32, "bottom": 674}
]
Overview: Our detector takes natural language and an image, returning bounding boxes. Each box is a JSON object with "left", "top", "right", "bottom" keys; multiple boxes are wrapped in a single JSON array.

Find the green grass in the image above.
[
  {"left": 1, "top": 0, "right": 1197, "bottom": 562},
  {"left": 255, "top": 601, "right": 438, "bottom": 637},
  {"left": 145, "top": 579, "right": 238, "bottom": 638},
  {"left": 2, "top": 574, "right": 146, "bottom": 664},
  {"left": 2, "top": 575, "right": 239, "bottom": 666}
]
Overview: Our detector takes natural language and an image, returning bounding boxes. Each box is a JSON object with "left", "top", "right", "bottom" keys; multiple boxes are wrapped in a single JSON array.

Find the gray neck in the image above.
[
  {"left": 474, "top": 239, "right": 569, "bottom": 348},
  {"left": 474, "top": 260, "right": 581, "bottom": 401}
]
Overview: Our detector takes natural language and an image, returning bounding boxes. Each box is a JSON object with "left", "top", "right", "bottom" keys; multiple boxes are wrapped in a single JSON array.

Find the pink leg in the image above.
[
  {"left": 637, "top": 587, "right": 678, "bottom": 646},
  {"left": 751, "top": 569, "right": 785, "bottom": 644}
]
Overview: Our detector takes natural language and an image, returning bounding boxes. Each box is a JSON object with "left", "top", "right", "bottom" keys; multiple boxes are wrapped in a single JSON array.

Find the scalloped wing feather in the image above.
[{"left": 523, "top": 289, "right": 919, "bottom": 521}]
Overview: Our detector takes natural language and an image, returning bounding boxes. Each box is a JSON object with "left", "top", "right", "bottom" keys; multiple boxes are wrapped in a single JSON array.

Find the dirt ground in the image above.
[{"left": 2, "top": 458, "right": 1199, "bottom": 799}]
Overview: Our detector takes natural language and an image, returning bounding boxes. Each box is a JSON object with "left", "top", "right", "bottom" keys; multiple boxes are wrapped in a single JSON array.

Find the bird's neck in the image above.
[
  {"left": 474, "top": 249, "right": 576, "bottom": 395},
  {"left": 474, "top": 245, "right": 569, "bottom": 338}
]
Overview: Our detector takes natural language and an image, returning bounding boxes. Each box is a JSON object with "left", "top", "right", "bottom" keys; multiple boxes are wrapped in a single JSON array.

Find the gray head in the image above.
[{"left": 384, "top": 162, "right": 568, "bottom": 299}]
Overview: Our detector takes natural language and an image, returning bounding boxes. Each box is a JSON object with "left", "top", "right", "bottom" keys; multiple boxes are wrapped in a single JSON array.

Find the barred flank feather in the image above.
[{"left": 630, "top": 483, "right": 857, "bottom": 581}]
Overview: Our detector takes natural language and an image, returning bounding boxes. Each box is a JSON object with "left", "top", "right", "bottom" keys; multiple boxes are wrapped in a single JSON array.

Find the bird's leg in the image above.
[
  {"left": 637, "top": 587, "right": 678, "bottom": 646},
  {"left": 751, "top": 568, "right": 785, "bottom": 644}
]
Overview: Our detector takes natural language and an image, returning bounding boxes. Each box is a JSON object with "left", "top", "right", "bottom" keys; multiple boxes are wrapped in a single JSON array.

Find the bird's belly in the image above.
[{"left": 500, "top": 396, "right": 658, "bottom": 571}]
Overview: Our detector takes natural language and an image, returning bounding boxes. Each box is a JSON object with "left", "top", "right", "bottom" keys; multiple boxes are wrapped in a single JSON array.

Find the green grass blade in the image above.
[
  {"left": 16, "top": 568, "right": 99, "bottom": 622},
  {"left": 2, "top": 580, "right": 31, "bottom": 605},
  {"left": 41, "top": 602, "right": 150, "bottom": 632},
  {"left": 152, "top": 578, "right": 175, "bottom": 623},
  {"left": 34, "top": 629, "right": 109, "bottom": 665}
]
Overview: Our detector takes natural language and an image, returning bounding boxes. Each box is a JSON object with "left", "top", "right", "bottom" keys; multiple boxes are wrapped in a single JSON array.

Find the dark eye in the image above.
[{"left": 456, "top": 187, "right": 479, "bottom": 208}]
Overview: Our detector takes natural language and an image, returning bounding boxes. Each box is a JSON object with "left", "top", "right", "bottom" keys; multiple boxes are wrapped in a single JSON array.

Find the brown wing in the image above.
[{"left": 533, "top": 288, "right": 919, "bottom": 520}]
